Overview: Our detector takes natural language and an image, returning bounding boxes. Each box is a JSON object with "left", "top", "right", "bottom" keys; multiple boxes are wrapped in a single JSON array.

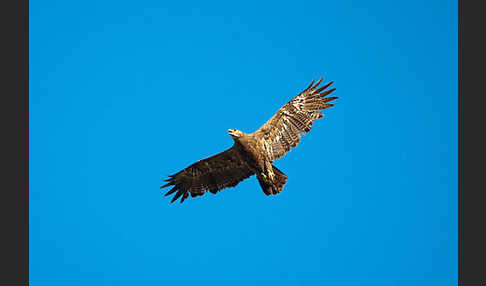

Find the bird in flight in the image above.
[{"left": 161, "top": 77, "right": 338, "bottom": 203}]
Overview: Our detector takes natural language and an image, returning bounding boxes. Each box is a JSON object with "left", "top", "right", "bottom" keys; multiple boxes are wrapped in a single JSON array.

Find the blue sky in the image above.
[{"left": 30, "top": 0, "right": 457, "bottom": 285}]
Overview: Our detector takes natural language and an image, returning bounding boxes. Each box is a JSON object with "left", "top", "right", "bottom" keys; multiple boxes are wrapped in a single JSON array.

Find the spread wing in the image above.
[
  {"left": 255, "top": 77, "right": 337, "bottom": 161},
  {"left": 161, "top": 146, "right": 254, "bottom": 203}
]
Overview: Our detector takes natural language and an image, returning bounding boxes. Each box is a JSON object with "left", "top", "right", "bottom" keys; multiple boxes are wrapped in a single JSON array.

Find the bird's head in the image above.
[{"left": 228, "top": 129, "right": 244, "bottom": 139}]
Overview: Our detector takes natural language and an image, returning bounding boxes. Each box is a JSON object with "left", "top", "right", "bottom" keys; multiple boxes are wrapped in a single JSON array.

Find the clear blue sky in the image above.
[{"left": 30, "top": 0, "right": 457, "bottom": 285}]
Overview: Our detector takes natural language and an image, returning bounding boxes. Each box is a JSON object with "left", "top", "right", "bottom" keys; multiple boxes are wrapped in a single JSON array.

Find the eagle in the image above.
[{"left": 161, "top": 77, "right": 338, "bottom": 203}]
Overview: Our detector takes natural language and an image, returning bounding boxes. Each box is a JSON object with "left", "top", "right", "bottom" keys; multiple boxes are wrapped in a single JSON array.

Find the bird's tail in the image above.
[{"left": 257, "top": 165, "right": 288, "bottom": 196}]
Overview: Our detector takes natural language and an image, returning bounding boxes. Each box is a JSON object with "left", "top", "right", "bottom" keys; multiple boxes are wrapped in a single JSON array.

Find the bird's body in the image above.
[
  {"left": 229, "top": 130, "right": 287, "bottom": 196},
  {"left": 162, "top": 77, "right": 338, "bottom": 203}
]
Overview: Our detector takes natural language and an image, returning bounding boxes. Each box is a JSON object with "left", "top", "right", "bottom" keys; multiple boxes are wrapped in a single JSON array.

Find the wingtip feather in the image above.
[
  {"left": 171, "top": 190, "right": 184, "bottom": 203},
  {"left": 321, "top": 88, "right": 336, "bottom": 97},
  {"left": 305, "top": 78, "right": 316, "bottom": 90},
  {"left": 161, "top": 182, "right": 172, "bottom": 188},
  {"left": 322, "top": 96, "right": 338, "bottom": 103},
  {"left": 164, "top": 186, "right": 178, "bottom": 196},
  {"left": 312, "top": 77, "right": 324, "bottom": 89},
  {"left": 180, "top": 192, "right": 189, "bottom": 203}
]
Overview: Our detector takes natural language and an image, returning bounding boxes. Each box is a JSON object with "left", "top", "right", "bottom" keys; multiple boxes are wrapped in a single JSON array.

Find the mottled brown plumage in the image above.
[{"left": 161, "top": 77, "right": 337, "bottom": 203}]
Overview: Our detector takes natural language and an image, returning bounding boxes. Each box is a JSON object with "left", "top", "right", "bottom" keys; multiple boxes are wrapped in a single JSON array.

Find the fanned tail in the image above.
[{"left": 257, "top": 165, "right": 288, "bottom": 196}]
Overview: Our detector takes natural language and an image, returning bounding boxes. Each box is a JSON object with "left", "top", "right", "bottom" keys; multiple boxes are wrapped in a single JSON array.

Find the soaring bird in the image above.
[{"left": 161, "top": 77, "right": 338, "bottom": 203}]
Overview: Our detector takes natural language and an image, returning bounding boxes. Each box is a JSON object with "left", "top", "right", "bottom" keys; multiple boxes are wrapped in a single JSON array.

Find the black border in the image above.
[
  {"left": 1, "top": 0, "right": 28, "bottom": 285},
  {"left": 459, "top": 0, "right": 485, "bottom": 285}
]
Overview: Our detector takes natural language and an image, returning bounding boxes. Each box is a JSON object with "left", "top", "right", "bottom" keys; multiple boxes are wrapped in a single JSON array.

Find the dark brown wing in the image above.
[
  {"left": 161, "top": 145, "right": 254, "bottom": 203},
  {"left": 255, "top": 77, "right": 337, "bottom": 161}
]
